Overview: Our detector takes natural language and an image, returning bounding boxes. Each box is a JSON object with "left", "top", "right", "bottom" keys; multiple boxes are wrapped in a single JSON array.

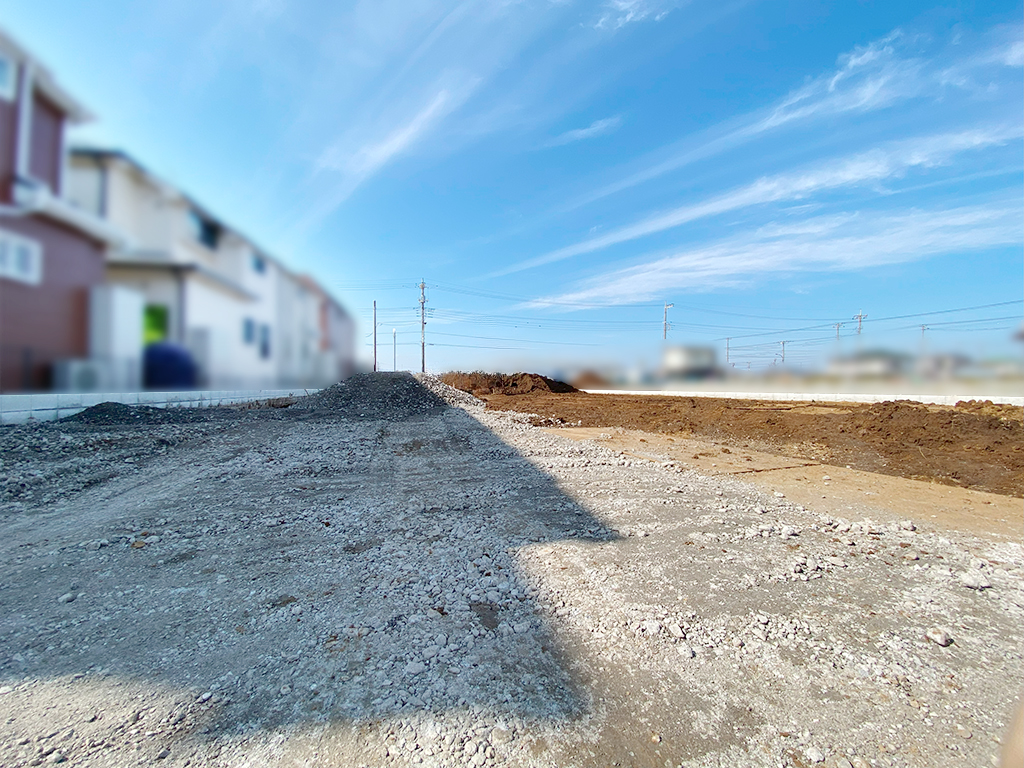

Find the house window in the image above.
[
  {"left": 188, "top": 209, "right": 220, "bottom": 250},
  {"left": 252, "top": 253, "right": 266, "bottom": 274},
  {"left": 0, "top": 228, "right": 43, "bottom": 285},
  {"left": 242, "top": 318, "right": 255, "bottom": 344},
  {"left": 0, "top": 52, "right": 16, "bottom": 101},
  {"left": 259, "top": 324, "right": 271, "bottom": 359}
]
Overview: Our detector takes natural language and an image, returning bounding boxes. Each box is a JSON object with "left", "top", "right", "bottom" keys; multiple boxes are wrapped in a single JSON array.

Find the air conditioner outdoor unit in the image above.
[{"left": 53, "top": 359, "right": 111, "bottom": 392}]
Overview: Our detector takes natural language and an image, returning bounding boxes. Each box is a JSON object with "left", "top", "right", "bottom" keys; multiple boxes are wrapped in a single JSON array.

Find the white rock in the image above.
[
  {"left": 960, "top": 571, "right": 991, "bottom": 590},
  {"left": 405, "top": 662, "right": 427, "bottom": 675},
  {"left": 805, "top": 746, "right": 825, "bottom": 763},
  {"left": 666, "top": 622, "right": 685, "bottom": 638},
  {"left": 642, "top": 619, "right": 662, "bottom": 636},
  {"left": 57, "top": 593, "right": 75, "bottom": 604},
  {"left": 677, "top": 643, "right": 695, "bottom": 658},
  {"left": 925, "top": 628, "right": 952, "bottom": 647},
  {"left": 463, "top": 740, "right": 478, "bottom": 756}
]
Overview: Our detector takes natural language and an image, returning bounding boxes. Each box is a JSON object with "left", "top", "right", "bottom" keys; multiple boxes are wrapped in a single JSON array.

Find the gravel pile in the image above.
[
  {"left": 0, "top": 373, "right": 1020, "bottom": 767},
  {"left": 291, "top": 372, "right": 448, "bottom": 419},
  {"left": 63, "top": 401, "right": 240, "bottom": 427},
  {"left": 415, "top": 373, "right": 485, "bottom": 409}
]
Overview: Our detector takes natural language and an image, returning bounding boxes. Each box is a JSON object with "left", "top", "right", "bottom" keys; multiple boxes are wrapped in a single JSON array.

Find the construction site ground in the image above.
[{"left": 0, "top": 374, "right": 1021, "bottom": 768}]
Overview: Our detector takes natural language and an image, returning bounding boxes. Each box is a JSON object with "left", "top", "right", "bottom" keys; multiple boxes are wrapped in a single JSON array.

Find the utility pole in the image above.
[
  {"left": 419, "top": 281, "right": 427, "bottom": 373},
  {"left": 833, "top": 322, "right": 843, "bottom": 340},
  {"left": 726, "top": 338, "right": 730, "bottom": 365},
  {"left": 393, "top": 328, "right": 397, "bottom": 371},
  {"left": 853, "top": 311, "right": 867, "bottom": 334},
  {"left": 663, "top": 302, "right": 674, "bottom": 340},
  {"left": 372, "top": 300, "right": 377, "bottom": 372},
  {"left": 780, "top": 340, "right": 786, "bottom": 364}
]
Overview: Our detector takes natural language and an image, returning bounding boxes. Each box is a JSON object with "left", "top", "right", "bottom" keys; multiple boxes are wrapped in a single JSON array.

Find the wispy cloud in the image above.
[
  {"left": 293, "top": 84, "right": 477, "bottom": 236},
  {"left": 565, "top": 25, "right": 1024, "bottom": 210},
  {"left": 497, "top": 125, "right": 1020, "bottom": 275},
  {"left": 528, "top": 200, "right": 1023, "bottom": 306},
  {"left": 594, "top": 0, "right": 683, "bottom": 30},
  {"left": 317, "top": 89, "right": 457, "bottom": 179},
  {"left": 545, "top": 115, "right": 623, "bottom": 147}
]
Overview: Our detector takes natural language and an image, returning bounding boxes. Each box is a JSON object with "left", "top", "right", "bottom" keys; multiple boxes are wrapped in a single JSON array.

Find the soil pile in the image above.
[
  {"left": 570, "top": 371, "right": 611, "bottom": 390},
  {"left": 482, "top": 392, "right": 1024, "bottom": 497},
  {"left": 441, "top": 371, "right": 578, "bottom": 397},
  {"left": 291, "top": 372, "right": 447, "bottom": 419}
]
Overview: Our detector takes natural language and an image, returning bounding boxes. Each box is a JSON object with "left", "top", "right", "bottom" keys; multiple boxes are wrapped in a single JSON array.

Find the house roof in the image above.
[{"left": 0, "top": 26, "right": 93, "bottom": 123}]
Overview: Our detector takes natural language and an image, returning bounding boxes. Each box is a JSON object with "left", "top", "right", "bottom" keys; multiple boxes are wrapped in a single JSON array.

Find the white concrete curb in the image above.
[
  {"left": 0, "top": 388, "right": 320, "bottom": 425},
  {"left": 581, "top": 389, "right": 1024, "bottom": 407}
]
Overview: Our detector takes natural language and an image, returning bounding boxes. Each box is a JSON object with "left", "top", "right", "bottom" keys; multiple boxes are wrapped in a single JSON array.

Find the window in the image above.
[
  {"left": 252, "top": 253, "right": 266, "bottom": 274},
  {"left": 0, "top": 228, "right": 42, "bottom": 285},
  {"left": 0, "top": 52, "right": 16, "bottom": 101},
  {"left": 188, "top": 209, "right": 220, "bottom": 250},
  {"left": 144, "top": 305, "right": 169, "bottom": 345},
  {"left": 259, "top": 324, "right": 271, "bottom": 359},
  {"left": 242, "top": 317, "right": 255, "bottom": 344}
]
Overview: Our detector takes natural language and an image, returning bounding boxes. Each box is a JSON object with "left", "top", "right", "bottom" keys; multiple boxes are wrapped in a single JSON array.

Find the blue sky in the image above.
[{"left": 4, "top": 0, "right": 1022, "bottom": 375}]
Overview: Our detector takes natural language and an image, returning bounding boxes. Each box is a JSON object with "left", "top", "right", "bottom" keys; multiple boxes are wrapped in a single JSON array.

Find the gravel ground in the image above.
[{"left": 0, "top": 373, "right": 1020, "bottom": 767}]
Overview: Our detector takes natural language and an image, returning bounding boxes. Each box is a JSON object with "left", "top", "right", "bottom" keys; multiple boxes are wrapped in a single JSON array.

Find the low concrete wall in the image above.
[
  {"left": 0, "top": 388, "right": 320, "bottom": 425},
  {"left": 581, "top": 389, "right": 1024, "bottom": 407}
]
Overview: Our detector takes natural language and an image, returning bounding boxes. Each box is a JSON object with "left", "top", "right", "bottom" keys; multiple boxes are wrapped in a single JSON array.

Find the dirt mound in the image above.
[
  {"left": 291, "top": 372, "right": 447, "bottom": 419},
  {"left": 441, "top": 371, "right": 578, "bottom": 397},
  {"left": 482, "top": 391, "right": 1024, "bottom": 497},
  {"left": 955, "top": 399, "right": 1023, "bottom": 422},
  {"left": 570, "top": 371, "right": 611, "bottom": 390}
]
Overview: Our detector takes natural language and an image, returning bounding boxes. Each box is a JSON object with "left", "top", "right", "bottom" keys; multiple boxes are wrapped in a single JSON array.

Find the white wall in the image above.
[{"left": 89, "top": 284, "right": 143, "bottom": 390}]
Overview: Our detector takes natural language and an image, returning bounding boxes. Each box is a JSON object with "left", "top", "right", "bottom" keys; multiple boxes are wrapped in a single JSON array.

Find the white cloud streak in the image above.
[
  {"left": 294, "top": 85, "right": 475, "bottom": 234},
  {"left": 566, "top": 26, "right": 1024, "bottom": 210},
  {"left": 594, "top": 0, "right": 683, "bottom": 30},
  {"left": 498, "top": 125, "right": 1020, "bottom": 275},
  {"left": 545, "top": 115, "right": 623, "bottom": 147},
  {"left": 528, "top": 201, "right": 1023, "bottom": 307}
]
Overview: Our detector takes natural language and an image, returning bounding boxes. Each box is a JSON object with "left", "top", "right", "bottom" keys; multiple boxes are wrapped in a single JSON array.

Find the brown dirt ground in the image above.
[{"left": 480, "top": 392, "right": 1024, "bottom": 498}]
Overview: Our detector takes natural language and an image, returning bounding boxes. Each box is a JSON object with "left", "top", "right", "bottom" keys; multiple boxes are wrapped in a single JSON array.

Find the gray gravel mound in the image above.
[
  {"left": 64, "top": 401, "right": 238, "bottom": 426},
  {"left": 415, "top": 373, "right": 484, "bottom": 409},
  {"left": 290, "top": 372, "right": 448, "bottom": 419}
]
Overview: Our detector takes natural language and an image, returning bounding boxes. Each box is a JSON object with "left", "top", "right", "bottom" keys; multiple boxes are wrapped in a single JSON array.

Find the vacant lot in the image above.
[
  {"left": 478, "top": 391, "right": 1024, "bottom": 497},
  {"left": 0, "top": 374, "right": 1021, "bottom": 767}
]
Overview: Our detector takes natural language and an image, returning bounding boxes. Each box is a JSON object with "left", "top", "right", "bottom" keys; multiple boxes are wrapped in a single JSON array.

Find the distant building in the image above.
[
  {"left": 915, "top": 353, "right": 971, "bottom": 380},
  {"left": 826, "top": 350, "right": 912, "bottom": 378},
  {"left": 662, "top": 346, "right": 718, "bottom": 379},
  {"left": 0, "top": 27, "right": 125, "bottom": 392},
  {"left": 67, "top": 149, "right": 354, "bottom": 389}
]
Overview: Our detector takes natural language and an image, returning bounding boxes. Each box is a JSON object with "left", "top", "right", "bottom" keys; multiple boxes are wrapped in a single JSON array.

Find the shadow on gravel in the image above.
[{"left": 0, "top": 374, "right": 618, "bottom": 752}]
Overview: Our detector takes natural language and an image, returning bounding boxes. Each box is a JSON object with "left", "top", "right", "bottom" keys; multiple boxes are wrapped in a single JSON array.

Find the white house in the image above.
[{"left": 66, "top": 148, "right": 354, "bottom": 389}]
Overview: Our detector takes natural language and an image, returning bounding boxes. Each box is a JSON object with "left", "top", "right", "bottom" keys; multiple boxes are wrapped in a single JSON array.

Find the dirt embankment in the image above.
[
  {"left": 440, "top": 372, "right": 577, "bottom": 398},
  {"left": 475, "top": 390, "right": 1024, "bottom": 498}
]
